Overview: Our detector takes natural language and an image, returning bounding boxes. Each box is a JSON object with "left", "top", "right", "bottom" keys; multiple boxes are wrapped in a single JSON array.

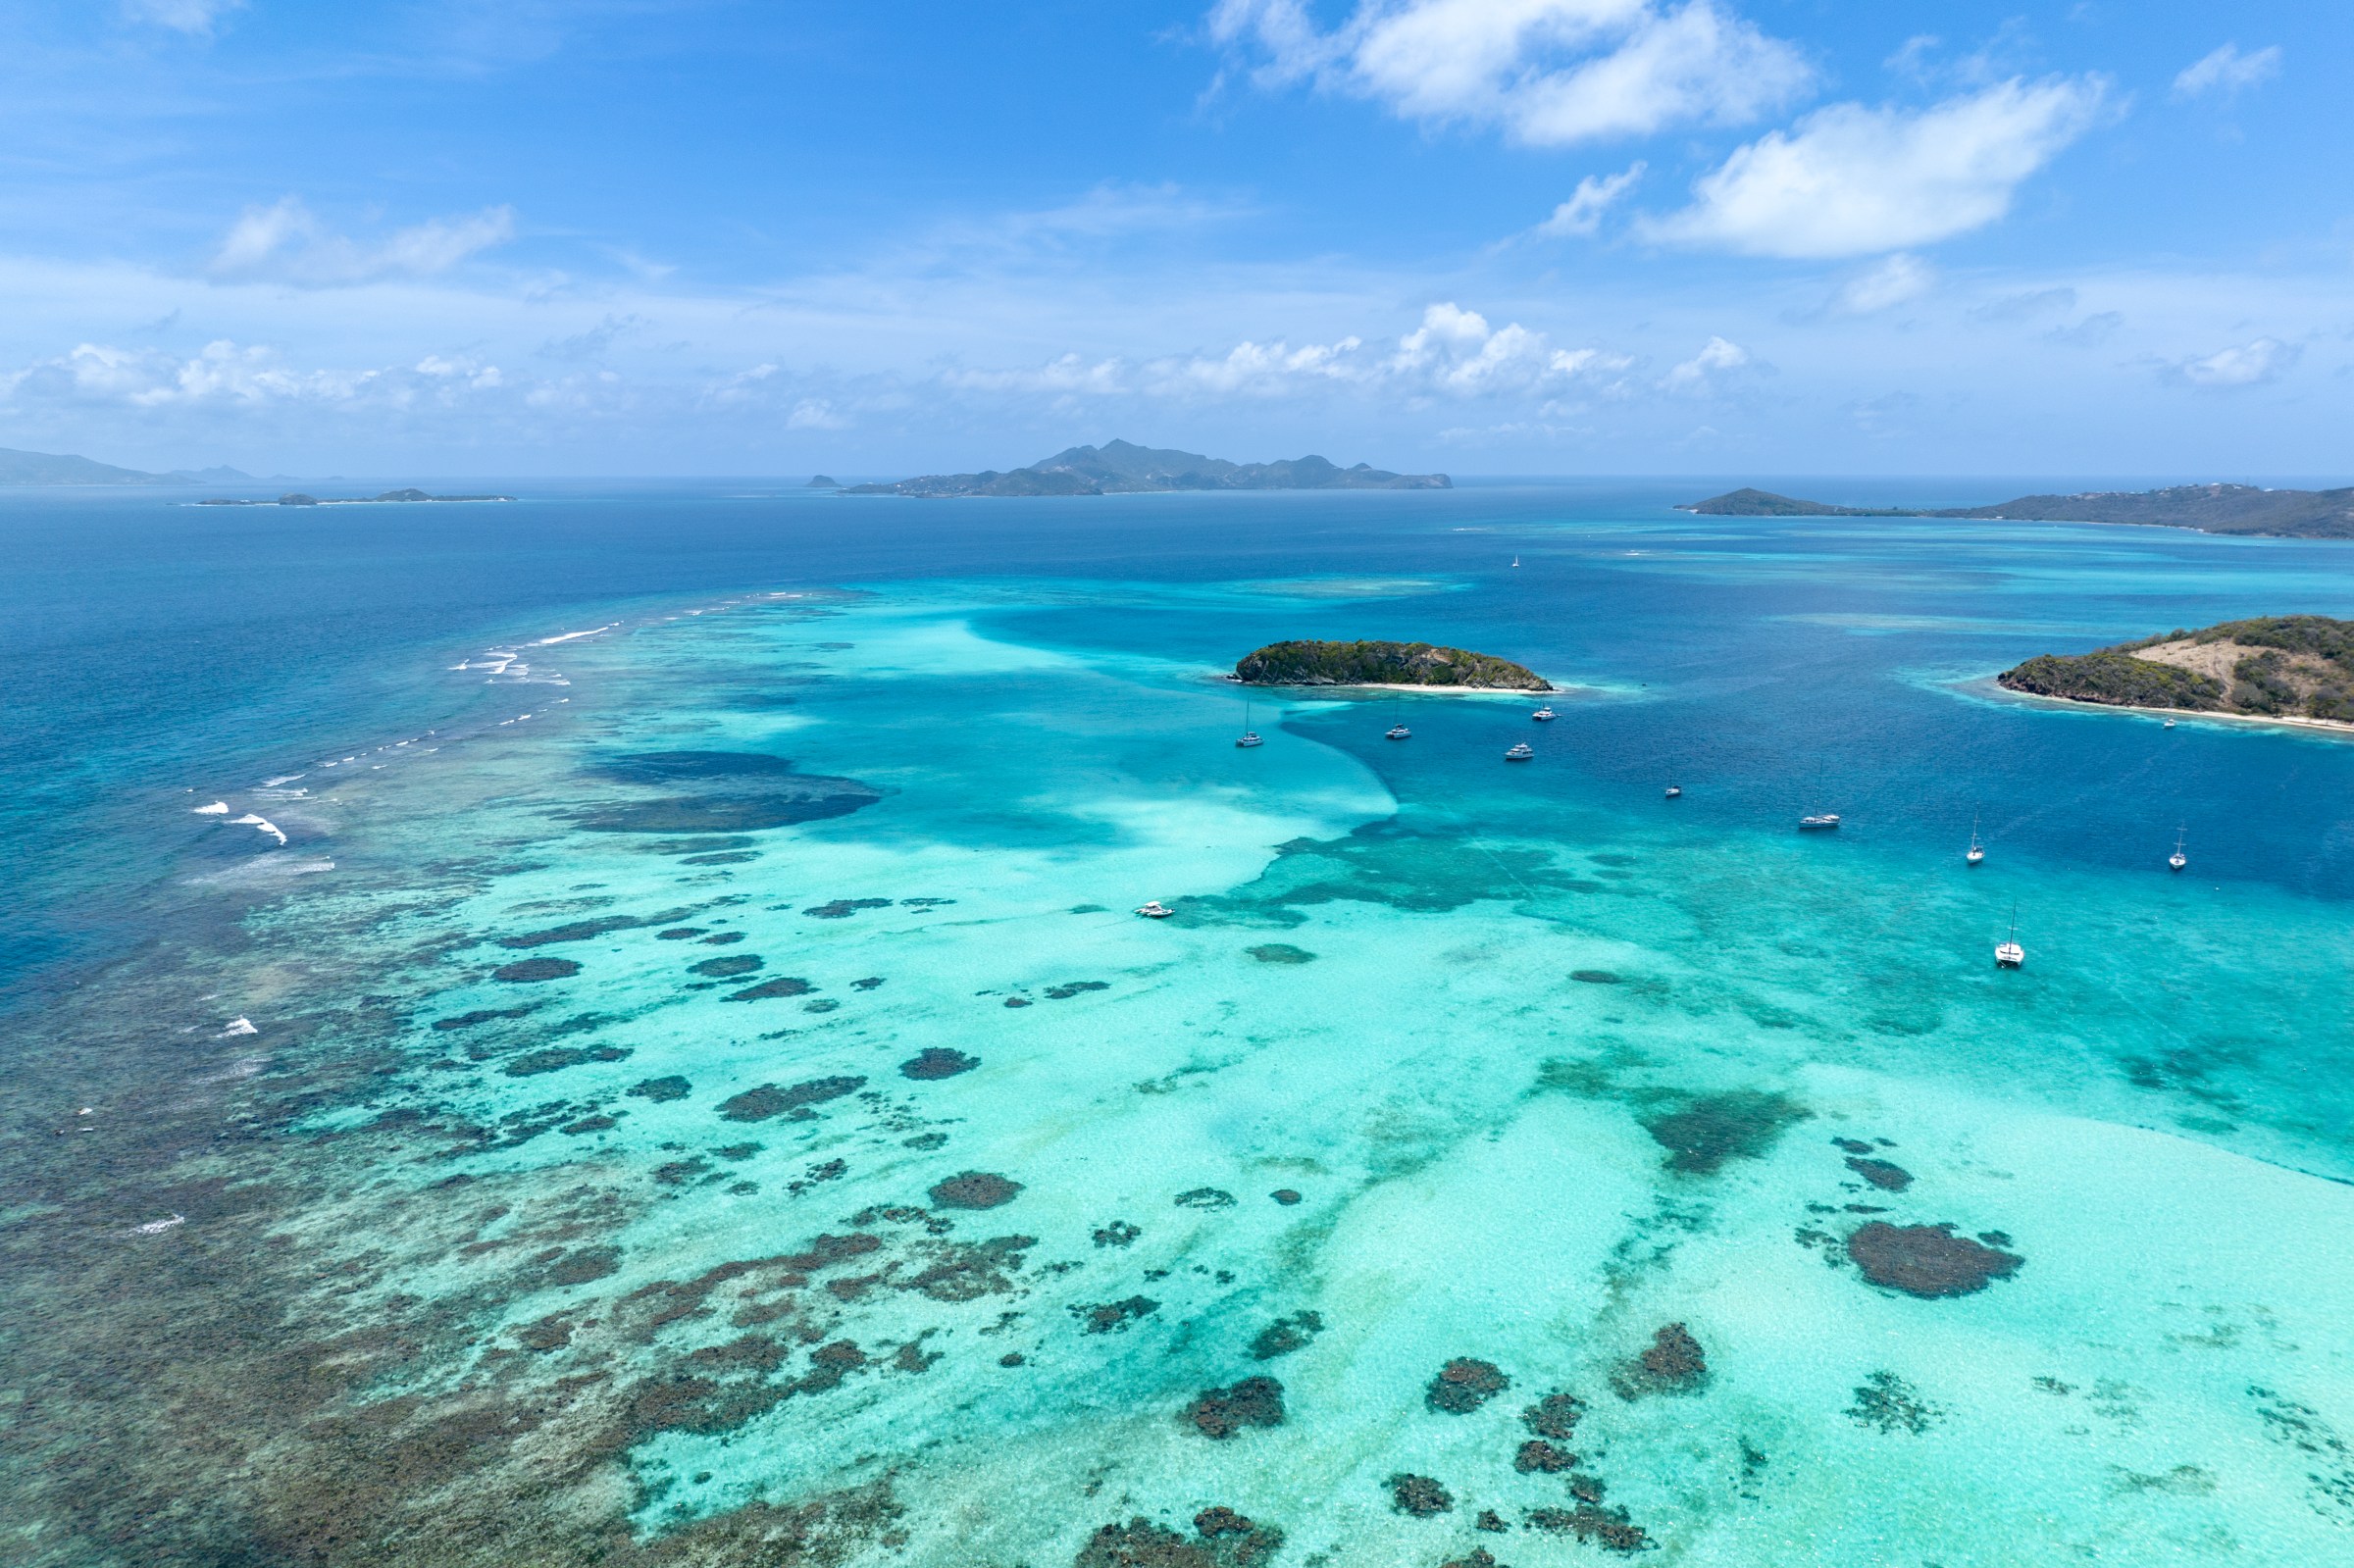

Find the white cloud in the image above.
[
  {"left": 211, "top": 199, "right": 518, "bottom": 285},
  {"left": 1661, "top": 334, "right": 1748, "bottom": 391},
  {"left": 1835, "top": 253, "right": 1935, "bottom": 314},
  {"left": 1208, "top": 0, "right": 1811, "bottom": 146},
  {"left": 1646, "top": 76, "right": 2108, "bottom": 258},
  {"left": 124, "top": 0, "right": 245, "bottom": 35},
  {"left": 1538, "top": 162, "right": 1644, "bottom": 235},
  {"left": 2173, "top": 44, "right": 2280, "bottom": 101},
  {"left": 787, "top": 399, "right": 849, "bottom": 430},
  {"left": 2168, "top": 337, "right": 2296, "bottom": 389}
]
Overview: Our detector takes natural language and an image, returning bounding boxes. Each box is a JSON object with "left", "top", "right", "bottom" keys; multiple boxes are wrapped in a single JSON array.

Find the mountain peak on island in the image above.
[
  {"left": 845, "top": 438, "right": 1449, "bottom": 497},
  {"left": 1678, "top": 482, "right": 2354, "bottom": 539},
  {"left": 0, "top": 444, "right": 261, "bottom": 486}
]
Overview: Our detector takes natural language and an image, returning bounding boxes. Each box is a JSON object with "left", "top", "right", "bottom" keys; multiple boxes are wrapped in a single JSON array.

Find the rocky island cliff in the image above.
[
  {"left": 1235, "top": 639, "right": 1551, "bottom": 690},
  {"left": 848, "top": 438, "right": 1449, "bottom": 497},
  {"left": 1999, "top": 616, "right": 2354, "bottom": 723},
  {"left": 1681, "top": 483, "right": 2354, "bottom": 540}
]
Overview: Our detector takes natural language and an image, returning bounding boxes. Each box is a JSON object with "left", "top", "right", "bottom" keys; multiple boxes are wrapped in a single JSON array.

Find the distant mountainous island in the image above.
[
  {"left": 197, "top": 488, "right": 515, "bottom": 506},
  {"left": 1235, "top": 639, "right": 1550, "bottom": 690},
  {"left": 2000, "top": 616, "right": 2354, "bottom": 724},
  {"left": 846, "top": 438, "right": 1449, "bottom": 497},
  {"left": 1681, "top": 483, "right": 2354, "bottom": 539},
  {"left": 0, "top": 444, "right": 262, "bottom": 486}
]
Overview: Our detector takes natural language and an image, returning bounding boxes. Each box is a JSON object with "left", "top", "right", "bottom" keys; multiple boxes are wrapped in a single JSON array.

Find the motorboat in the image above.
[
  {"left": 1135, "top": 901, "right": 1173, "bottom": 919},
  {"left": 1664, "top": 784, "right": 1682, "bottom": 799},
  {"left": 1505, "top": 741, "right": 1534, "bottom": 761},
  {"left": 1385, "top": 724, "right": 1411, "bottom": 740},
  {"left": 1531, "top": 706, "right": 1557, "bottom": 722},
  {"left": 2164, "top": 718, "right": 2176, "bottom": 729},
  {"left": 1799, "top": 814, "right": 1841, "bottom": 830}
]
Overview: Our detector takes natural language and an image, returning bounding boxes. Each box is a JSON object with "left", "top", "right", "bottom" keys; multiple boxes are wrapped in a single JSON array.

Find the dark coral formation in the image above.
[
  {"left": 804, "top": 898, "right": 894, "bottom": 919},
  {"left": 899, "top": 1047, "right": 978, "bottom": 1080},
  {"left": 1521, "top": 1391, "right": 1585, "bottom": 1441},
  {"left": 1184, "top": 1375, "right": 1285, "bottom": 1438},
  {"left": 1525, "top": 1505, "right": 1652, "bottom": 1552},
  {"left": 1442, "top": 1548, "right": 1504, "bottom": 1568},
  {"left": 716, "top": 1076, "right": 865, "bottom": 1122},
  {"left": 1268, "top": 1189, "right": 1302, "bottom": 1205},
  {"left": 1570, "top": 970, "right": 1619, "bottom": 984},
  {"left": 690, "top": 954, "right": 764, "bottom": 978},
  {"left": 1426, "top": 1357, "right": 1510, "bottom": 1413},
  {"left": 492, "top": 957, "right": 580, "bottom": 983},
  {"left": 1846, "top": 1222, "right": 2022, "bottom": 1297},
  {"left": 1044, "top": 981, "right": 1109, "bottom": 999},
  {"left": 1641, "top": 1090, "right": 1809, "bottom": 1174},
  {"left": 1848, "top": 1370, "right": 1940, "bottom": 1434},
  {"left": 928, "top": 1171, "right": 1022, "bottom": 1209},
  {"left": 725, "top": 976, "right": 814, "bottom": 1001},
  {"left": 1525, "top": 1384, "right": 1581, "bottom": 1431},
  {"left": 1612, "top": 1323, "right": 1708, "bottom": 1398},
  {"left": 1174, "top": 1188, "right": 1236, "bottom": 1209},
  {"left": 1514, "top": 1440, "right": 1576, "bottom": 1473},
  {"left": 1093, "top": 1221, "right": 1141, "bottom": 1247},
  {"left": 1246, "top": 943, "right": 1316, "bottom": 964},
  {"left": 1844, "top": 1156, "right": 1913, "bottom": 1190},
  {"left": 1074, "top": 1509, "right": 1283, "bottom": 1568},
  {"left": 1250, "top": 1310, "right": 1323, "bottom": 1360},
  {"left": 628, "top": 1075, "right": 691, "bottom": 1101},
  {"left": 1388, "top": 1473, "right": 1454, "bottom": 1516},
  {"left": 432, "top": 1006, "right": 530, "bottom": 1030},
  {"left": 1071, "top": 1296, "right": 1158, "bottom": 1334}
]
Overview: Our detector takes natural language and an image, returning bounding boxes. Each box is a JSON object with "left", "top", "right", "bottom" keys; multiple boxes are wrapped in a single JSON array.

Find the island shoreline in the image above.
[{"left": 1966, "top": 675, "right": 2354, "bottom": 738}]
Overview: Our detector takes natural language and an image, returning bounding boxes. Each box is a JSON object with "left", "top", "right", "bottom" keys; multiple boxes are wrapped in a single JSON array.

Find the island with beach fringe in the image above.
[
  {"left": 1234, "top": 639, "right": 1551, "bottom": 690},
  {"left": 1999, "top": 616, "right": 2354, "bottom": 725}
]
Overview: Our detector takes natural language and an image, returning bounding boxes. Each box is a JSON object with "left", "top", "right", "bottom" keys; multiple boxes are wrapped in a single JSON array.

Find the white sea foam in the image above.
[
  {"left": 228, "top": 813, "right": 288, "bottom": 845},
  {"left": 221, "top": 1016, "right": 258, "bottom": 1037},
  {"left": 260, "top": 774, "right": 305, "bottom": 787},
  {"left": 191, "top": 800, "right": 229, "bottom": 815},
  {"left": 535, "top": 623, "right": 619, "bottom": 645},
  {"left": 130, "top": 1215, "right": 185, "bottom": 1236}
]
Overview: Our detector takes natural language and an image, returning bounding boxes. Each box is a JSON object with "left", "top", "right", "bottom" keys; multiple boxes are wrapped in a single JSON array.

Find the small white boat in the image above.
[
  {"left": 1135, "top": 901, "right": 1173, "bottom": 919},
  {"left": 1236, "top": 698, "right": 1263, "bottom": 748},
  {"left": 1664, "top": 784, "right": 1682, "bottom": 799},
  {"left": 1966, "top": 814, "right": 1984, "bottom": 866},
  {"left": 1995, "top": 904, "right": 2023, "bottom": 968},
  {"left": 1385, "top": 724, "right": 1410, "bottom": 740},
  {"left": 1800, "top": 814, "right": 1841, "bottom": 830},
  {"left": 2169, "top": 827, "right": 2187, "bottom": 872},
  {"left": 2164, "top": 718, "right": 2176, "bottom": 729},
  {"left": 1511, "top": 555, "right": 1520, "bottom": 568},
  {"left": 1505, "top": 741, "right": 1534, "bottom": 761},
  {"left": 1531, "top": 707, "right": 1557, "bottom": 722}
]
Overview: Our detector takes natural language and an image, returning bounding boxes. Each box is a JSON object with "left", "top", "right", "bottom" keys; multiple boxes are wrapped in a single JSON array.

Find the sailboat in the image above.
[
  {"left": 1236, "top": 698, "right": 1263, "bottom": 749},
  {"left": 1664, "top": 780, "right": 1682, "bottom": 799},
  {"left": 1966, "top": 815, "right": 1985, "bottom": 866},
  {"left": 1385, "top": 695, "right": 1410, "bottom": 740},
  {"left": 1994, "top": 903, "right": 2023, "bottom": 968},
  {"left": 1511, "top": 555, "right": 1520, "bottom": 568},
  {"left": 2168, "top": 827, "right": 2187, "bottom": 872}
]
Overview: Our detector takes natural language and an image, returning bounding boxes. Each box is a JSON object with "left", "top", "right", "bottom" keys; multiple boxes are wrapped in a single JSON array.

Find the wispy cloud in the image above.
[
  {"left": 1208, "top": 0, "right": 1811, "bottom": 146},
  {"left": 2164, "top": 336, "right": 2296, "bottom": 389},
  {"left": 1538, "top": 163, "right": 1645, "bottom": 236},
  {"left": 2173, "top": 43, "right": 2281, "bottom": 101},
  {"left": 1661, "top": 333, "right": 1751, "bottom": 393},
  {"left": 1646, "top": 76, "right": 2109, "bottom": 258},
  {"left": 123, "top": 0, "right": 245, "bottom": 36},
  {"left": 1834, "top": 253, "right": 1935, "bottom": 314},
  {"left": 211, "top": 199, "right": 518, "bottom": 286}
]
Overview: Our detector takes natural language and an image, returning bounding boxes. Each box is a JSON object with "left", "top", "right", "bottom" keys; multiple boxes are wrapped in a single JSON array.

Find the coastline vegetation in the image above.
[
  {"left": 1234, "top": 639, "right": 1551, "bottom": 689},
  {"left": 1999, "top": 616, "right": 2354, "bottom": 722}
]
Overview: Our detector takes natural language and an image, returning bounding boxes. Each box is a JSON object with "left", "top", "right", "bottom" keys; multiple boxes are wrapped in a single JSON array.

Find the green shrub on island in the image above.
[{"left": 1234, "top": 639, "right": 1550, "bottom": 689}]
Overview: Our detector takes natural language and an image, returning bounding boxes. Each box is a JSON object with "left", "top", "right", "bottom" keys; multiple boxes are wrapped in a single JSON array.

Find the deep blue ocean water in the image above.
[{"left": 4, "top": 481, "right": 2352, "bottom": 1566}]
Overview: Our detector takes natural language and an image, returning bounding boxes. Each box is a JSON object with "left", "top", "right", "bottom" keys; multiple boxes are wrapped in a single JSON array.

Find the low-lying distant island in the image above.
[
  {"left": 197, "top": 488, "right": 517, "bottom": 506},
  {"left": 847, "top": 438, "right": 1449, "bottom": 497},
  {"left": 1682, "top": 483, "right": 2354, "bottom": 539},
  {"left": 1234, "top": 639, "right": 1551, "bottom": 690},
  {"left": 1999, "top": 616, "right": 2354, "bottom": 726}
]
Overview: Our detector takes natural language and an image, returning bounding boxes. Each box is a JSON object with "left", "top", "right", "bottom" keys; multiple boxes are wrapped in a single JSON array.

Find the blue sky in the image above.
[{"left": 1, "top": 1, "right": 2347, "bottom": 478}]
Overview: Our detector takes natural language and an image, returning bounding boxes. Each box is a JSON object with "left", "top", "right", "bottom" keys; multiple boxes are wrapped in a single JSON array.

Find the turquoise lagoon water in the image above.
[{"left": 4, "top": 482, "right": 2353, "bottom": 1566}]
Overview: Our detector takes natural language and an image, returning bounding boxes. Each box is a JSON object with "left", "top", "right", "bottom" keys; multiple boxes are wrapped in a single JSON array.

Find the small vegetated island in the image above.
[
  {"left": 1999, "top": 616, "right": 2354, "bottom": 724},
  {"left": 1681, "top": 483, "right": 2354, "bottom": 539},
  {"left": 1235, "top": 639, "right": 1551, "bottom": 690},
  {"left": 846, "top": 438, "right": 1448, "bottom": 497},
  {"left": 198, "top": 488, "right": 516, "bottom": 506}
]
